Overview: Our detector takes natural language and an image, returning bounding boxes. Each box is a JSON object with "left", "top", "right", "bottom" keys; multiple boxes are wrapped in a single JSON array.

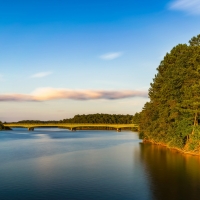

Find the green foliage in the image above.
[
  {"left": 138, "top": 34, "right": 200, "bottom": 151},
  {"left": 62, "top": 114, "right": 133, "bottom": 124},
  {"left": 13, "top": 114, "right": 134, "bottom": 130},
  {"left": 189, "top": 34, "right": 200, "bottom": 46},
  {"left": 0, "top": 121, "right": 4, "bottom": 130},
  {"left": 0, "top": 121, "right": 11, "bottom": 130},
  {"left": 15, "top": 114, "right": 133, "bottom": 124}
]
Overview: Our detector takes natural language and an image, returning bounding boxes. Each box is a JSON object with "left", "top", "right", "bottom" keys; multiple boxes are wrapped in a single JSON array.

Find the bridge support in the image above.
[
  {"left": 70, "top": 127, "right": 76, "bottom": 131},
  {"left": 28, "top": 127, "right": 34, "bottom": 131},
  {"left": 117, "top": 128, "right": 121, "bottom": 132}
]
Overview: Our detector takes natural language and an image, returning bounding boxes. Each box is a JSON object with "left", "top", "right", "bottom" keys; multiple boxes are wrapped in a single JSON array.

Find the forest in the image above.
[
  {"left": 13, "top": 114, "right": 133, "bottom": 124},
  {"left": 61, "top": 114, "right": 133, "bottom": 124},
  {"left": 135, "top": 34, "right": 200, "bottom": 153},
  {"left": 4, "top": 114, "right": 133, "bottom": 130}
]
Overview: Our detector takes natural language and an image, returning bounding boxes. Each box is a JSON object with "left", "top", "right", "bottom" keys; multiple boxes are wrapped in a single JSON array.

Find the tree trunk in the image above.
[{"left": 192, "top": 111, "right": 198, "bottom": 135}]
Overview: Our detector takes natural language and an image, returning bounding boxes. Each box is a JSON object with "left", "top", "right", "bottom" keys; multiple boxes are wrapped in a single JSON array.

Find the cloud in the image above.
[
  {"left": 169, "top": 0, "right": 200, "bottom": 14},
  {"left": 100, "top": 52, "right": 123, "bottom": 60},
  {"left": 31, "top": 71, "right": 52, "bottom": 78},
  {"left": 0, "top": 94, "right": 33, "bottom": 101},
  {"left": 0, "top": 88, "right": 148, "bottom": 102}
]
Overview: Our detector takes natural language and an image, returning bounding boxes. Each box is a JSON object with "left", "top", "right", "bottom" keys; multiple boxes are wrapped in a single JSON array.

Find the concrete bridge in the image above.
[{"left": 3, "top": 123, "right": 138, "bottom": 132}]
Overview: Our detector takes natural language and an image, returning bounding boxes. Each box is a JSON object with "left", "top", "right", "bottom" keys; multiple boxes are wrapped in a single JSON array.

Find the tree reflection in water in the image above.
[{"left": 140, "top": 143, "right": 200, "bottom": 200}]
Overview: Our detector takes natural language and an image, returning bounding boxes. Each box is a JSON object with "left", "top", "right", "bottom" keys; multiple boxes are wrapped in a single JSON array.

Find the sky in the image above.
[{"left": 1, "top": 0, "right": 200, "bottom": 122}]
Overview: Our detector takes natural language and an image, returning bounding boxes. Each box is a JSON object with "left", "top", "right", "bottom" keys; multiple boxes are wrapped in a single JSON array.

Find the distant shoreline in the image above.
[{"left": 0, "top": 127, "right": 12, "bottom": 131}]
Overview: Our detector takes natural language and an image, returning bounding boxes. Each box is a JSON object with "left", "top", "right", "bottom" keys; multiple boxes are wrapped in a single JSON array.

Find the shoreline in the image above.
[{"left": 143, "top": 139, "right": 200, "bottom": 156}]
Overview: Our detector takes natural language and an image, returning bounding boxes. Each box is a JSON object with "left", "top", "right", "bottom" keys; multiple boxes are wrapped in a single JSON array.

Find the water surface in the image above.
[{"left": 0, "top": 128, "right": 200, "bottom": 200}]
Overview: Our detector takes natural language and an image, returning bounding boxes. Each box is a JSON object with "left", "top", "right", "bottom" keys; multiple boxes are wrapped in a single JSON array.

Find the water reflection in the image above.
[
  {"left": 140, "top": 143, "right": 200, "bottom": 200},
  {"left": 0, "top": 130, "right": 139, "bottom": 165},
  {"left": 1, "top": 129, "right": 200, "bottom": 200},
  {"left": 0, "top": 130, "right": 150, "bottom": 200}
]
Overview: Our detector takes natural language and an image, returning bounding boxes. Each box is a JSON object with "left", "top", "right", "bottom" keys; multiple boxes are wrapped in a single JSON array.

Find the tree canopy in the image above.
[
  {"left": 15, "top": 114, "right": 133, "bottom": 124},
  {"left": 137, "top": 34, "right": 200, "bottom": 152},
  {"left": 61, "top": 114, "right": 133, "bottom": 124}
]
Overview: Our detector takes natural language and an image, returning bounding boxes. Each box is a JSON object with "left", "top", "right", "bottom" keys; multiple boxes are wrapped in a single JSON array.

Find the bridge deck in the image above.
[{"left": 4, "top": 123, "right": 138, "bottom": 129}]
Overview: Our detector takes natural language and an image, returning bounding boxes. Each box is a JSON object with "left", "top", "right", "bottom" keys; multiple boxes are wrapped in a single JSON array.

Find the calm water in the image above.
[{"left": 0, "top": 129, "right": 200, "bottom": 200}]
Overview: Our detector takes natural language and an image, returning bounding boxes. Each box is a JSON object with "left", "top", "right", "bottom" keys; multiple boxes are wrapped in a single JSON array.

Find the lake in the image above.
[{"left": 0, "top": 128, "right": 200, "bottom": 200}]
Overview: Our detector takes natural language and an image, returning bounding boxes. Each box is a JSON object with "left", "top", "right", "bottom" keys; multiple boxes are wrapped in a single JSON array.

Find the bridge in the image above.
[{"left": 3, "top": 123, "right": 138, "bottom": 132}]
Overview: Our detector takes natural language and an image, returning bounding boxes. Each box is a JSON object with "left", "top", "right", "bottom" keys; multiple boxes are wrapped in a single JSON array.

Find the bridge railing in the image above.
[{"left": 4, "top": 123, "right": 138, "bottom": 127}]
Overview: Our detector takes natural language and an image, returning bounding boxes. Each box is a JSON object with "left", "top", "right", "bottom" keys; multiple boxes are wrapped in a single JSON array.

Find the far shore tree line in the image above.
[{"left": 2, "top": 114, "right": 134, "bottom": 130}]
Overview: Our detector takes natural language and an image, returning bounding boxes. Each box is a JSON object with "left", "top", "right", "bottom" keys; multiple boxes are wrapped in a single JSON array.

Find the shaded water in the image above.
[{"left": 0, "top": 128, "right": 200, "bottom": 200}]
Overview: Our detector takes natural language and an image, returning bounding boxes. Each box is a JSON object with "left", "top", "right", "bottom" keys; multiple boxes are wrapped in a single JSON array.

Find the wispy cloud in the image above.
[
  {"left": 0, "top": 88, "right": 148, "bottom": 102},
  {"left": 100, "top": 52, "right": 123, "bottom": 60},
  {"left": 31, "top": 71, "right": 52, "bottom": 78},
  {"left": 169, "top": 0, "right": 200, "bottom": 14}
]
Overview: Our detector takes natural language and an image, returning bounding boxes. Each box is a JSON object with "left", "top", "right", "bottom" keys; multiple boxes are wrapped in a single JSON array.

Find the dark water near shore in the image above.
[{"left": 0, "top": 129, "right": 200, "bottom": 200}]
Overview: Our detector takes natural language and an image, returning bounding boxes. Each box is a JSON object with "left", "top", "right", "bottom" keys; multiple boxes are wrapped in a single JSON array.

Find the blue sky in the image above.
[{"left": 1, "top": 0, "right": 200, "bottom": 121}]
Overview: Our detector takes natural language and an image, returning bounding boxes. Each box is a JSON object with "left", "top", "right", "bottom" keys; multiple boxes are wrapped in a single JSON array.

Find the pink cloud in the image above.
[{"left": 0, "top": 88, "right": 148, "bottom": 102}]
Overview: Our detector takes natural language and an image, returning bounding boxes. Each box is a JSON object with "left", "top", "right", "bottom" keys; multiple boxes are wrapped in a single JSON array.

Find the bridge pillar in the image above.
[
  {"left": 28, "top": 127, "right": 34, "bottom": 131},
  {"left": 70, "top": 127, "right": 76, "bottom": 131},
  {"left": 117, "top": 128, "right": 121, "bottom": 132}
]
